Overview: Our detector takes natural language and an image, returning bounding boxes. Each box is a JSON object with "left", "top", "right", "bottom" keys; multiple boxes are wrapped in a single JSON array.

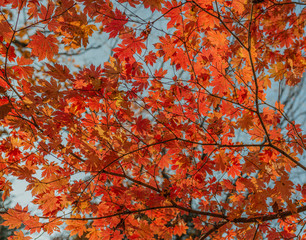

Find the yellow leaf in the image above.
[{"left": 23, "top": 97, "right": 33, "bottom": 105}]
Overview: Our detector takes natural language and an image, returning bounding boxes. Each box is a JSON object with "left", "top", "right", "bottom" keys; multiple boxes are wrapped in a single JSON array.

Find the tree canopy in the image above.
[{"left": 0, "top": 0, "right": 306, "bottom": 239}]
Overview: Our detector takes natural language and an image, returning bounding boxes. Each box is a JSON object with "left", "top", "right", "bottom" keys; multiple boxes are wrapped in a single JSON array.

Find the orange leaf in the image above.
[
  {"left": 8, "top": 231, "right": 31, "bottom": 240},
  {"left": 207, "top": 31, "right": 228, "bottom": 48},
  {"left": 2, "top": 204, "right": 29, "bottom": 229},
  {"left": 28, "top": 32, "right": 59, "bottom": 61},
  {"left": 0, "top": 20, "right": 13, "bottom": 42}
]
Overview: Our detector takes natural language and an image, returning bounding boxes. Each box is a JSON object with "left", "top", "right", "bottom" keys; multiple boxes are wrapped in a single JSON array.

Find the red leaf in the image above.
[
  {"left": 134, "top": 116, "right": 151, "bottom": 134},
  {"left": 104, "top": 9, "right": 128, "bottom": 38}
]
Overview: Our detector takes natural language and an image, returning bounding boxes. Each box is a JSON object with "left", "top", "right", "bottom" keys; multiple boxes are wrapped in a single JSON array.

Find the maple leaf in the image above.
[
  {"left": 144, "top": 51, "right": 157, "bottom": 66},
  {"left": 8, "top": 231, "right": 31, "bottom": 240},
  {"left": 46, "top": 63, "right": 73, "bottom": 81},
  {"left": 227, "top": 163, "right": 242, "bottom": 178},
  {"left": 133, "top": 116, "right": 151, "bottom": 135},
  {"left": 0, "top": 43, "right": 16, "bottom": 61},
  {"left": 237, "top": 112, "right": 254, "bottom": 131},
  {"left": 269, "top": 62, "right": 286, "bottom": 81},
  {"left": 143, "top": 0, "right": 164, "bottom": 11},
  {"left": 173, "top": 220, "right": 188, "bottom": 236},
  {"left": 104, "top": 9, "right": 128, "bottom": 38},
  {"left": 103, "top": 56, "right": 122, "bottom": 80},
  {"left": 207, "top": 31, "right": 228, "bottom": 48},
  {"left": 38, "top": 2, "right": 55, "bottom": 20},
  {"left": 0, "top": 103, "right": 12, "bottom": 119},
  {"left": 2, "top": 204, "right": 29, "bottom": 229},
  {"left": 198, "top": 11, "right": 220, "bottom": 29},
  {"left": 231, "top": 0, "right": 247, "bottom": 14},
  {"left": 154, "top": 68, "right": 168, "bottom": 80},
  {"left": 12, "top": 57, "right": 34, "bottom": 78},
  {"left": 235, "top": 179, "right": 245, "bottom": 192},
  {"left": 26, "top": 181, "right": 49, "bottom": 195},
  {"left": 65, "top": 215, "right": 88, "bottom": 237},
  {"left": 86, "top": 228, "right": 103, "bottom": 239},
  {"left": 121, "top": 35, "right": 146, "bottom": 55},
  {"left": 43, "top": 218, "right": 62, "bottom": 234},
  {"left": 28, "top": 32, "right": 59, "bottom": 61},
  {"left": 27, "top": 0, "right": 40, "bottom": 20},
  {"left": 162, "top": 0, "right": 183, "bottom": 29},
  {"left": 0, "top": 20, "right": 13, "bottom": 42}
]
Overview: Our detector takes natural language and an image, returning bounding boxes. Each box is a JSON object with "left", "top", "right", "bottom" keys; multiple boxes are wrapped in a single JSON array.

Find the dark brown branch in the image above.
[
  {"left": 232, "top": 204, "right": 306, "bottom": 223},
  {"left": 199, "top": 221, "right": 228, "bottom": 240}
]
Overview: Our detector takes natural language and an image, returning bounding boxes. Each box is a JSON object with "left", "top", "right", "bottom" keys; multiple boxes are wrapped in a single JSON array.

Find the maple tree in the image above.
[{"left": 0, "top": 0, "right": 306, "bottom": 239}]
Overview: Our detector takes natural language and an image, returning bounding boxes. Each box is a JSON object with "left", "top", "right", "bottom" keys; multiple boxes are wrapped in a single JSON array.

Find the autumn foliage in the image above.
[{"left": 0, "top": 0, "right": 306, "bottom": 239}]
